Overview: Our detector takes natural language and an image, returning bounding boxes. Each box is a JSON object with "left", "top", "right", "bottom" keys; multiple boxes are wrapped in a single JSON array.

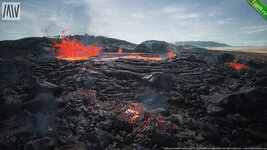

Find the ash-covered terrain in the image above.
[{"left": 0, "top": 36, "right": 267, "bottom": 149}]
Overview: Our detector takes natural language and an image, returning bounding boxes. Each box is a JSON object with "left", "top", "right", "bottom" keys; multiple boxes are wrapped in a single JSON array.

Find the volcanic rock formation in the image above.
[{"left": 0, "top": 37, "right": 267, "bottom": 149}]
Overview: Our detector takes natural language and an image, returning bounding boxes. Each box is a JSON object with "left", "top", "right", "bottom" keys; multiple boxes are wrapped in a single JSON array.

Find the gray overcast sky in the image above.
[{"left": 0, "top": 0, "right": 267, "bottom": 46}]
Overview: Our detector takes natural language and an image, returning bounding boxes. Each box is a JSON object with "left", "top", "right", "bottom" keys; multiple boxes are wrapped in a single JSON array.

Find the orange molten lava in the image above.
[
  {"left": 48, "top": 127, "right": 53, "bottom": 132},
  {"left": 33, "top": 133, "right": 37, "bottom": 139},
  {"left": 125, "top": 109, "right": 140, "bottom": 123},
  {"left": 228, "top": 59, "right": 249, "bottom": 70},
  {"left": 49, "top": 29, "right": 101, "bottom": 61},
  {"left": 97, "top": 55, "right": 163, "bottom": 61},
  {"left": 118, "top": 48, "right": 123, "bottom": 53},
  {"left": 102, "top": 52, "right": 151, "bottom": 54},
  {"left": 167, "top": 47, "right": 177, "bottom": 58},
  {"left": 168, "top": 50, "right": 174, "bottom": 58},
  {"left": 124, "top": 103, "right": 146, "bottom": 124}
]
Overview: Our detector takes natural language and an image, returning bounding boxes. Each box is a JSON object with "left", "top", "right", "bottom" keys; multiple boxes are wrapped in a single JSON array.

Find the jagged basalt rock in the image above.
[
  {"left": 218, "top": 87, "right": 267, "bottom": 114},
  {"left": 142, "top": 72, "right": 173, "bottom": 91},
  {"left": 151, "top": 131, "right": 176, "bottom": 147},
  {"left": 24, "top": 137, "right": 56, "bottom": 150},
  {"left": 207, "top": 104, "right": 226, "bottom": 116},
  {"left": 87, "top": 129, "right": 114, "bottom": 149},
  {"left": 200, "top": 122, "right": 220, "bottom": 143},
  {"left": 134, "top": 40, "right": 171, "bottom": 53}
]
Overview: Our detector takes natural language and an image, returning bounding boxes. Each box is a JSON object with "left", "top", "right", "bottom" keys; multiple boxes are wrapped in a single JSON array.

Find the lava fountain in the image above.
[
  {"left": 47, "top": 29, "right": 174, "bottom": 61},
  {"left": 167, "top": 47, "right": 177, "bottom": 58},
  {"left": 48, "top": 29, "right": 101, "bottom": 61}
]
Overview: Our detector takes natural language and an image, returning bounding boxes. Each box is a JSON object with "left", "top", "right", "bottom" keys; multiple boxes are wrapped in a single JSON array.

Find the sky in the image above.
[{"left": 0, "top": 0, "right": 267, "bottom": 46}]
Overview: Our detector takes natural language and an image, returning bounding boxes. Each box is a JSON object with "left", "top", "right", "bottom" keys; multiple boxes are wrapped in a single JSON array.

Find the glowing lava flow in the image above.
[
  {"left": 97, "top": 55, "right": 163, "bottom": 61},
  {"left": 125, "top": 109, "right": 140, "bottom": 123},
  {"left": 226, "top": 59, "right": 249, "bottom": 70},
  {"left": 98, "top": 48, "right": 163, "bottom": 61},
  {"left": 48, "top": 29, "right": 101, "bottom": 61},
  {"left": 118, "top": 48, "right": 123, "bottom": 53},
  {"left": 102, "top": 52, "right": 151, "bottom": 54},
  {"left": 124, "top": 103, "right": 146, "bottom": 124}
]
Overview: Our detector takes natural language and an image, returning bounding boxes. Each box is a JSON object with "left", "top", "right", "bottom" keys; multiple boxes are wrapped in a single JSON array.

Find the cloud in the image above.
[
  {"left": 63, "top": 0, "right": 112, "bottom": 4},
  {"left": 170, "top": 13, "right": 201, "bottom": 19},
  {"left": 1, "top": 31, "right": 21, "bottom": 34},
  {"left": 163, "top": 3, "right": 219, "bottom": 20},
  {"left": 242, "top": 25, "right": 267, "bottom": 34},
  {"left": 216, "top": 18, "right": 233, "bottom": 24},
  {"left": 242, "top": 25, "right": 267, "bottom": 30},
  {"left": 205, "top": 9, "right": 220, "bottom": 17},
  {"left": 1, "top": 0, "right": 266, "bottom": 46},
  {"left": 84, "top": 0, "right": 112, "bottom": 3},
  {"left": 241, "top": 39, "right": 267, "bottom": 46},
  {"left": 162, "top": 5, "right": 186, "bottom": 13},
  {"left": 132, "top": 13, "right": 145, "bottom": 18},
  {"left": 220, "top": 1, "right": 227, "bottom": 5}
]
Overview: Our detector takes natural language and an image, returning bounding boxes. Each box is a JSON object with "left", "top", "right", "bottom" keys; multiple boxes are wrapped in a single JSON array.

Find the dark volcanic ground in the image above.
[{"left": 0, "top": 37, "right": 267, "bottom": 149}]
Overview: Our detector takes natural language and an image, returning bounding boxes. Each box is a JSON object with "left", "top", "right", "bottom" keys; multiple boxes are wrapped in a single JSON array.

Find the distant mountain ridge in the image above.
[
  {"left": 176, "top": 41, "right": 231, "bottom": 47},
  {"left": 0, "top": 35, "right": 210, "bottom": 58}
]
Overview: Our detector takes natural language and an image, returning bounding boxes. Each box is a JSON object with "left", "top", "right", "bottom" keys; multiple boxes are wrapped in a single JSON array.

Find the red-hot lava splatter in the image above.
[
  {"left": 117, "top": 103, "right": 146, "bottom": 124},
  {"left": 47, "top": 29, "right": 101, "bottom": 61},
  {"left": 118, "top": 48, "right": 123, "bottom": 53},
  {"left": 48, "top": 127, "right": 53, "bottom": 132},
  {"left": 168, "top": 49, "right": 175, "bottom": 58},
  {"left": 167, "top": 47, "right": 177, "bottom": 58},
  {"left": 33, "top": 133, "right": 37, "bottom": 139},
  {"left": 226, "top": 59, "right": 249, "bottom": 70}
]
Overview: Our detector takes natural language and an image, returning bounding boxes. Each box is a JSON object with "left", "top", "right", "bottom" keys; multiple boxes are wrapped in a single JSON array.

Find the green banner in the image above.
[{"left": 248, "top": 0, "right": 267, "bottom": 20}]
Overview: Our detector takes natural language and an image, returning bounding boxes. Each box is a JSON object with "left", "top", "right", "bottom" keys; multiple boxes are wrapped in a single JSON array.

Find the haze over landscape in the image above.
[{"left": 0, "top": 0, "right": 267, "bottom": 46}]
